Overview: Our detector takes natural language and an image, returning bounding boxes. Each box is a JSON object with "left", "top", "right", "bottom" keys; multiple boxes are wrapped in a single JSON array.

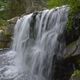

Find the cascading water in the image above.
[{"left": 0, "top": 6, "right": 69, "bottom": 80}]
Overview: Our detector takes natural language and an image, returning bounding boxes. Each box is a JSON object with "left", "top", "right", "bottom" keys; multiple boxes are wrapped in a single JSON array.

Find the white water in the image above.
[{"left": 0, "top": 6, "right": 69, "bottom": 80}]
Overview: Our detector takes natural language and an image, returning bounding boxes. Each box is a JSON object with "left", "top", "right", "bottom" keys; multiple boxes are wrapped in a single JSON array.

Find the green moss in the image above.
[
  {"left": 48, "top": 0, "right": 80, "bottom": 14},
  {"left": 0, "top": 0, "right": 9, "bottom": 30},
  {"left": 0, "top": 0, "right": 9, "bottom": 19},
  {"left": 72, "top": 70, "right": 80, "bottom": 77},
  {"left": 0, "top": 19, "right": 7, "bottom": 26},
  {"left": 47, "top": 0, "right": 80, "bottom": 32}
]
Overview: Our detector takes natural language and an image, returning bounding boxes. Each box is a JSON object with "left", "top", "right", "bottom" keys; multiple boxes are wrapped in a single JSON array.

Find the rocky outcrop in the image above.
[
  {"left": 7, "top": 17, "right": 19, "bottom": 34},
  {"left": 50, "top": 37, "right": 80, "bottom": 80},
  {"left": 0, "top": 17, "right": 19, "bottom": 48},
  {"left": 0, "top": 29, "right": 11, "bottom": 48},
  {"left": 9, "top": 0, "right": 47, "bottom": 18}
]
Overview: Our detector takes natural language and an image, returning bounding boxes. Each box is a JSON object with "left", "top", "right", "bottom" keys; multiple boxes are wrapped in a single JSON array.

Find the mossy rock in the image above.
[
  {"left": 0, "top": 29, "right": 11, "bottom": 48},
  {"left": 72, "top": 70, "right": 80, "bottom": 78}
]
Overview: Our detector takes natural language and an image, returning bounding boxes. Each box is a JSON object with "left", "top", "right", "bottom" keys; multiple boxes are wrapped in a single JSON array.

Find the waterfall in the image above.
[{"left": 0, "top": 6, "right": 69, "bottom": 80}]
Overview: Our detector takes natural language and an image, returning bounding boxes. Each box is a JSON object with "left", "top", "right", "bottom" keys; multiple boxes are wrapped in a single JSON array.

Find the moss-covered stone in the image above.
[
  {"left": 72, "top": 70, "right": 80, "bottom": 78},
  {"left": 0, "top": 25, "right": 12, "bottom": 48}
]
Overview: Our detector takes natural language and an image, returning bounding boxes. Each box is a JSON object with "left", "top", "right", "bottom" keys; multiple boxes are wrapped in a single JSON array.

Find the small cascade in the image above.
[{"left": 0, "top": 6, "right": 69, "bottom": 80}]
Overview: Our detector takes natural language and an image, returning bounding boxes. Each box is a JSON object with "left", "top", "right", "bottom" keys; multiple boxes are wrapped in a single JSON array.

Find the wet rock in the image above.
[
  {"left": 7, "top": 17, "right": 19, "bottom": 34},
  {"left": 0, "top": 29, "right": 12, "bottom": 48},
  {"left": 51, "top": 37, "right": 80, "bottom": 80},
  {"left": 0, "top": 30, "right": 5, "bottom": 48},
  {"left": 0, "top": 17, "right": 19, "bottom": 48}
]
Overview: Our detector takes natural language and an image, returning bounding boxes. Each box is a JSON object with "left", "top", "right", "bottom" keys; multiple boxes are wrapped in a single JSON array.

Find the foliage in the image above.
[
  {"left": 72, "top": 70, "right": 80, "bottom": 77},
  {"left": 0, "top": 0, "right": 9, "bottom": 19},
  {"left": 47, "top": 0, "right": 80, "bottom": 31},
  {"left": 0, "top": 0, "right": 9, "bottom": 27},
  {"left": 0, "top": 19, "right": 7, "bottom": 26},
  {"left": 48, "top": 0, "right": 80, "bottom": 14}
]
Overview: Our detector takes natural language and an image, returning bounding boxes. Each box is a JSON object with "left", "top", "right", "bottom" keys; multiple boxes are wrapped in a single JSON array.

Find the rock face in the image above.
[
  {"left": 25, "top": 0, "right": 47, "bottom": 13},
  {"left": 7, "top": 17, "right": 19, "bottom": 34},
  {"left": 9, "top": 0, "right": 47, "bottom": 18},
  {"left": 0, "top": 30, "right": 4, "bottom": 41},
  {"left": 0, "top": 17, "right": 19, "bottom": 48},
  {"left": 0, "top": 29, "right": 11, "bottom": 48},
  {"left": 50, "top": 37, "right": 80, "bottom": 80},
  {"left": 0, "top": 30, "right": 5, "bottom": 48}
]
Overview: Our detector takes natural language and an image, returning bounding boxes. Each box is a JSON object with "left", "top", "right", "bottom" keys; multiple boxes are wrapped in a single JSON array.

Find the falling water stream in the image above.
[{"left": 0, "top": 6, "right": 69, "bottom": 80}]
